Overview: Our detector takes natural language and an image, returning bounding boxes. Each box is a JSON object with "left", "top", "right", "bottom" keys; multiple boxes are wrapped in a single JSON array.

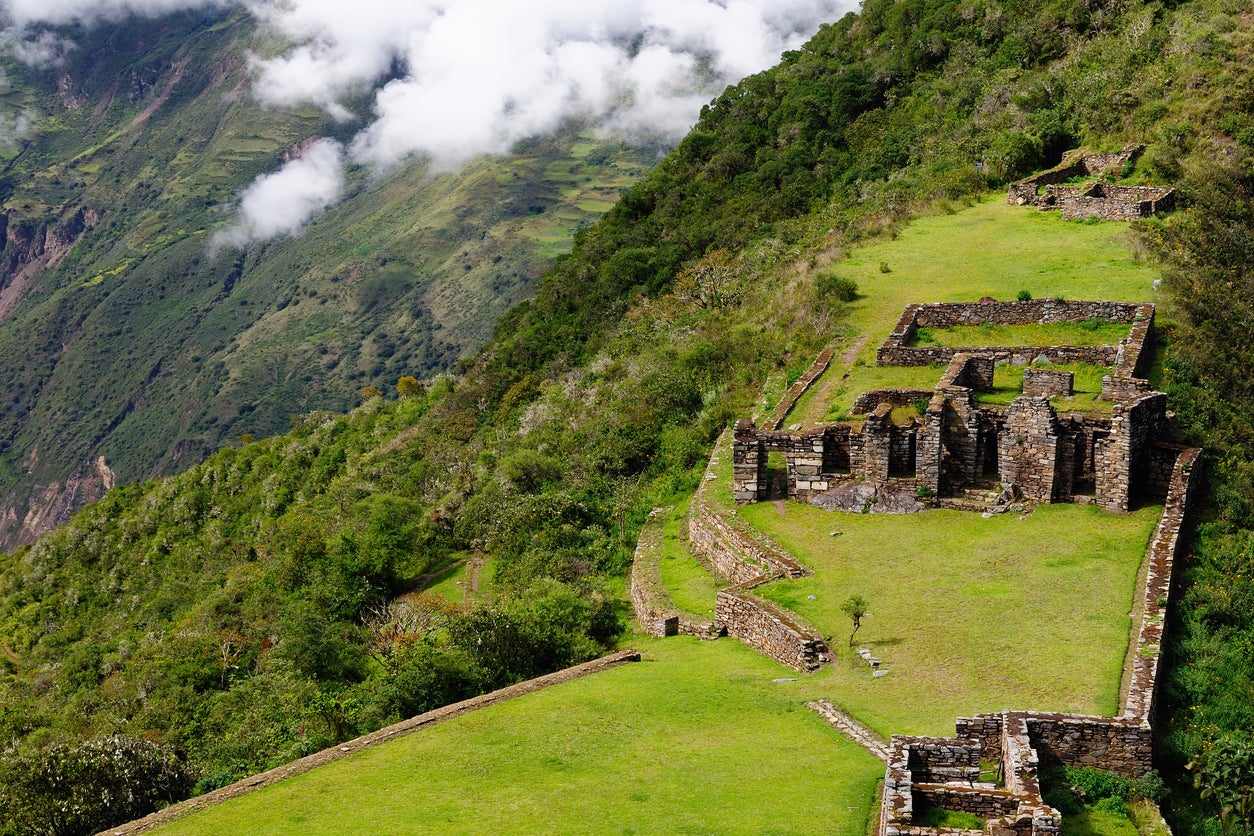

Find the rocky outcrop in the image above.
[
  {"left": 0, "top": 456, "right": 116, "bottom": 552},
  {"left": 0, "top": 208, "right": 100, "bottom": 322}
]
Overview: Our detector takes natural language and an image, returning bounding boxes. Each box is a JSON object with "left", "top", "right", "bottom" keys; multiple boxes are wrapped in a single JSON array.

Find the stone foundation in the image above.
[{"left": 876, "top": 301, "right": 1151, "bottom": 369}]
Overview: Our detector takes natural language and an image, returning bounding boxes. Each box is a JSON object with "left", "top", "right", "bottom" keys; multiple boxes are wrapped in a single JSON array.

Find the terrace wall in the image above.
[
  {"left": 716, "top": 585, "right": 830, "bottom": 672},
  {"left": 629, "top": 508, "right": 725, "bottom": 640}
]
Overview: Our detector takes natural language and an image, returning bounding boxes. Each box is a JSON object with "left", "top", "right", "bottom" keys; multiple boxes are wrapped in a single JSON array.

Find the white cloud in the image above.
[
  {"left": 9, "top": 30, "right": 76, "bottom": 67},
  {"left": 2, "top": 0, "right": 227, "bottom": 28},
  {"left": 212, "top": 137, "right": 344, "bottom": 249},
  {"left": 1, "top": 0, "right": 859, "bottom": 238}
]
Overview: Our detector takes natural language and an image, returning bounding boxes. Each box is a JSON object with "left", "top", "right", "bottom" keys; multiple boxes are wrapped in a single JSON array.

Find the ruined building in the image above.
[
  {"left": 733, "top": 300, "right": 1178, "bottom": 513},
  {"left": 1006, "top": 145, "right": 1175, "bottom": 220}
]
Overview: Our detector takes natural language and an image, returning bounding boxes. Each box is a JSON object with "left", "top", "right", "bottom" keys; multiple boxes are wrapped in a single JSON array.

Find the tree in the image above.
[
  {"left": 841, "top": 594, "right": 869, "bottom": 646},
  {"left": 396, "top": 376, "right": 424, "bottom": 399},
  {"left": 673, "top": 248, "right": 744, "bottom": 309},
  {"left": 1188, "top": 731, "right": 1254, "bottom": 835}
]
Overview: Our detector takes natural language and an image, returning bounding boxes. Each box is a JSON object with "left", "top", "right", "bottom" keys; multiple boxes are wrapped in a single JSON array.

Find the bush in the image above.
[
  {"left": 1017, "top": 289, "right": 1033, "bottom": 301},
  {"left": 0, "top": 736, "right": 194, "bottom": 836},
  {"left": 815, "top": 272, "right": 859, "bottom": 303}
]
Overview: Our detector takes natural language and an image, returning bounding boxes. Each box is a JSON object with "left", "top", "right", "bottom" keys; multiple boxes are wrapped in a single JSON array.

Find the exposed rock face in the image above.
[
  {"left": 0, "top": 208, "right": 100, "bottom": 322},
  {"left": 0, "top": 456, "right": 115, "bottom": 552}
]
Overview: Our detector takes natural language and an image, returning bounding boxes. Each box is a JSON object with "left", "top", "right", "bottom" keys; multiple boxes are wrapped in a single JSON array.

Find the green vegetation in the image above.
[
  {"left": 911, "top": 319, "right": 1130, "bottom": 348},
  {"left": 0, "top": 14, "right": 657, "bottom": 548},
  {"left": 741, "top": 502, "right": 1159, "bottom": 735},
  {"left": 152, "top": 638, "right": 883, "bottom": 836},
  {"left": 913, "top": 805, "right": 986, "bottom": 830},
  {"left": 975, "top": 362, "right": 1113, "bottom": 416},
  {"left": 1042, "top": 766, "right": 1171, "bottom": 836},
  {"left": 655, "top": 503, "right": 722, "bottom": 618},
  {"left": 1, "top": 0, "right": 1252, "bottom": 831}
]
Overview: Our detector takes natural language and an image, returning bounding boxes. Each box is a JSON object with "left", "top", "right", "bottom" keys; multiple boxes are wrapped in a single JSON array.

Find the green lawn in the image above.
[
  {"left": 737, "top": 501, "right": 1160, "bottom": 736},
  {"left": 787, "top": 197, "right": 1159, "bottom": 427},
  {"left": 911, "top": 320, "right": 1130, "bottom": 348},
  {"left": 154, "top": 638, "right": 883, "bottom": 836},
  {"left": 656, "top": 502, "right": 723, "bottom": 619}
]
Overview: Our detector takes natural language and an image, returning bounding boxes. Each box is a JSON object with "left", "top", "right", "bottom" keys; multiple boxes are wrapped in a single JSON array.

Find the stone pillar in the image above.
[{"left": 732, "top": 420, "right": 764, "bottom": 504}]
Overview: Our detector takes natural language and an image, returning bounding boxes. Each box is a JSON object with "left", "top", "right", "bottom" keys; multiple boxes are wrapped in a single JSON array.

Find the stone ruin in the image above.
[
  {"left": 716, "top": 297, "right": 1203, "bottom": 834},
  {"left": 877, "top": 446, "right": 1199, "bottom": 835},
  {"left": 734, "top": 300, "right": 1171, "bottom": 514},
  {"left": 1007, "top": 145, "right": 1175, "bottom": 220}
]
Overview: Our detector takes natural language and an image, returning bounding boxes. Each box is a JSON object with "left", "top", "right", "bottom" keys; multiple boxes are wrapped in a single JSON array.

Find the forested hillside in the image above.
[
  {"left": 2, "top": 0, "right": 1253, "bottom": 833},
  {"left": 0, "top": 7, "right": 656, "bottom": 549}
]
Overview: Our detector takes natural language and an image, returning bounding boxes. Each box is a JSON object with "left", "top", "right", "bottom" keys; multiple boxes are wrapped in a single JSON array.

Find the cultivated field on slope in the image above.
[{"left": 152, "top": 638, "right": 883, "bottom": 836}]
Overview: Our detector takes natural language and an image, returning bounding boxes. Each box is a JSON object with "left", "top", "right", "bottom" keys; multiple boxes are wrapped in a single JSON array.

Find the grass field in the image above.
[
  {"left": 911, "top": 320, "right": 1131, "bottom": 348},
  {"left": 788, "top": 197, "right": 1159, "bottom": 427},
  {"left": 739, "top": 501, "right": 1160, "bottom": 736},
  {"left": 655, "top": 501, "right": 723, "bottom": 618},
  {"left": 154, "top": 638, "right": 884, "bottom": 836}
]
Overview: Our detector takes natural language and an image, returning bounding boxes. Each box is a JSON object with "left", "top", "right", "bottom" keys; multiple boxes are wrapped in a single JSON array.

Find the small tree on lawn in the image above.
[{"left": 841, "top": 594, "right": 869, "bottom": 646}]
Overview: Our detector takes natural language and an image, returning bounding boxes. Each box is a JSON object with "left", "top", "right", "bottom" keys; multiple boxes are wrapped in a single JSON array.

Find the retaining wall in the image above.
[
  {"left": 629, "top": 508, "right": 725, "bottom": 640},
  {"left": 716, "top": 585, "right": 830, "bottom": 672},
  {"left": 876, "top": 301, "right": 1152, "bottom": 370}
]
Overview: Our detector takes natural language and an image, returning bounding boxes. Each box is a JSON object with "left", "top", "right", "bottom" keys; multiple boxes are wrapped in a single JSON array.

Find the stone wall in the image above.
[
  {"left": 769, "top": 344, "right": 836, "bottom": 430},
  {"left": 938, "top": 355, "right": 995, "bottom": 392},
  {"left": 1007, "top": 145, "right": 1142, "bottom": 208},
  {"left": 853, "top": 388, "right": 935, "bottom": 415},
  {"left": 630, "top": 508, "right": 725, "bottom": 640},
  {"left": 1101, "top": 375, "right": 1151, "bottom": 401},
  {"left": 876, "top": 301, "right": 1151, "bottom": 369},
  {"left": 905, "top": 737, "right": 981, "bottom": 783},
  {"left": 913, "top": 785, "right": 1021, "bottom": 821},
  {"left": 732, "top": 419, "right": 766, "bottom": 503},
  {"left": 1123, "top": 446, "right": 1202, "bottom": 726},
  {"left": 1095, "top": 392, "right": 1169, "bottom": 512},
  {"left": 1115, "top": 309, "right": 1155, "bottom": 378},
  {"left": 1061, "top": 184, "right": 1175, "bottom": 220},
  {"left": 999, "top": 397, "right": 1064, "bottom": 503},
  {"left": 1022, "top": 369, "right": 1072, "bottom": 397},
  {"left": 913, "top": 301, "right": 1145, "bottom": 328},
  {"left": 716, "top": 585, "right": 830, "bottom": 672},
  {"left": 878, "top": 343, "right": 1119, "bottom": 368},
  {"left": 1024, "top": 714, "right": 1153, "bottom": 779},
  {"left": 687, "top": 503, "right": 767, "bottom": 586},
  {"left": 880, "top": 731, "right": 1060, "bottom": 836}
]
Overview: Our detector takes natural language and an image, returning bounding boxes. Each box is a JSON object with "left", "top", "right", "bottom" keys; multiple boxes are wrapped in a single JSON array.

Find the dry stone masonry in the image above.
[
  {"left": 878, "top": 443, "right": 1200, "bottom": 836},
  {"left": 1006, "top": 146, "right": 1175, "bottom": 220},
  {"left": 717, "top": 290, "right": 1201, "bottom": 835},
  {"left": 736, "top": 301, "right": 1167, "bottom": 512},
  {"left": 630, "top": 447, "right": 831, "bottom": 672}
]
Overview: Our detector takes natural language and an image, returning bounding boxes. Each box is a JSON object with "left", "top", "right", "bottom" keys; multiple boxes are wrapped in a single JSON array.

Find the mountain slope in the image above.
[{"left": 0, "top": 9, "right": 656, "bottom": 549}]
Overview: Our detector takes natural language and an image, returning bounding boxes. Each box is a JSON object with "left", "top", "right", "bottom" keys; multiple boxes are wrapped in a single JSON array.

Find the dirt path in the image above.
[
  {"left": 466, "top": 555, "right": 484, "bottom": 597},
  {"left": 839, "top": 332, "right": 872, "bottom": 367}
]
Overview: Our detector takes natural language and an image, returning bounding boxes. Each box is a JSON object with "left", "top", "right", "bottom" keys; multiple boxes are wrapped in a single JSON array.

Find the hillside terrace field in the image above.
[
  {"left": 142, "top": 196, "right": 1165, "bottom": 834},
  {"left": 153, "top": 638, "right": 884, "bottom": 836}
]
